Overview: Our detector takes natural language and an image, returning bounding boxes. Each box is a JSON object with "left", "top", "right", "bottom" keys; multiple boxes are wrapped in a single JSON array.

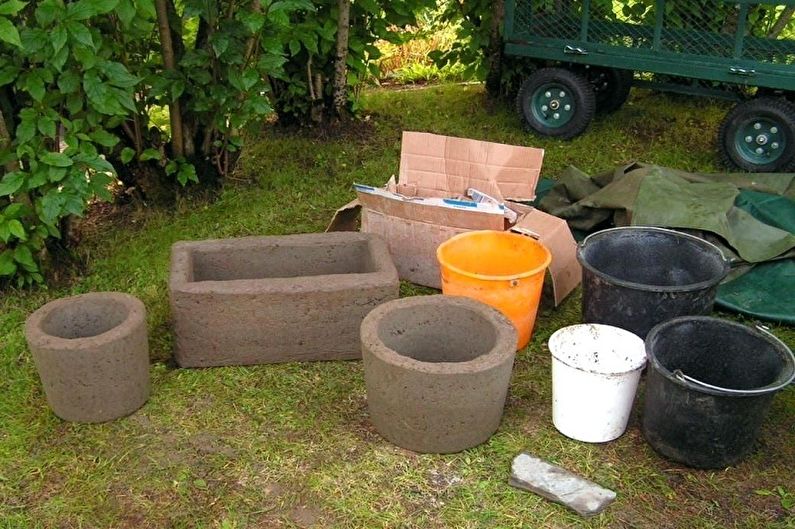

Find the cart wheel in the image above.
[
  {"left": 718, "top": 97, "right": 795, "bottom": 172},
  {"left": 516, "top": 68, "right": 596, "bottom": 139},
  {"left": 583, "top": 67, "right": 634, "bottom": 113}
]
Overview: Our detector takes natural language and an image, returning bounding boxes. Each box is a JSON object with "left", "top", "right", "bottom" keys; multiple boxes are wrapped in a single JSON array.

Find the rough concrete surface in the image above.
[
  {"left": 509, "top": 452, "right": 616, "bottom": 517},
  {"left": 25, "top": 292, "right": 150, "bottom": 423},
  {"left": 361, "top": 295, "right": 517, "bottom": 453},
  {"left": 170, "top": 232, "right": 399, "bottom": 367}
]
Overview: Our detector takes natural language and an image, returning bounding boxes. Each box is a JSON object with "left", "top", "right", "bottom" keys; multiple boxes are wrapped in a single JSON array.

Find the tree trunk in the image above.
[
  {"left": 244, "top": 0, "right": 263, "bottom": 63},
  {"left": 769, "top": 7, "right": 795, "bottom": 38},
  {"left": 154, "top": 0, "right": 185, "bottom": 158},
  {"left": 485, "top": 0, "right": 505, "bottom": 99},
  {"left": 332, "top": 0, "right": 351, "bottom": 118},
  {"left": 0, "top": 108, "right": 18, "bottom": 173}
]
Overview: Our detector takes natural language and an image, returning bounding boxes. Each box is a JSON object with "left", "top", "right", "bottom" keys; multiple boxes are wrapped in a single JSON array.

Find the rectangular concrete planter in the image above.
[{"left": 169, "top": 232, "right": 399, "bottom": 367}]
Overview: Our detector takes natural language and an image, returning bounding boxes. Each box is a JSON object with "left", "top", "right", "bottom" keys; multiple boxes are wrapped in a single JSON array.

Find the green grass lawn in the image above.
[{"left": 1, "top": 84, "right": 793, "bottom": 529}]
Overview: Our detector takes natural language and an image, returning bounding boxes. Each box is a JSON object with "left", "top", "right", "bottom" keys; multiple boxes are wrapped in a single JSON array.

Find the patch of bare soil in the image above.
[
  {"left": 288, "top": 504, "right": 323, "bottom": 528},
  {"left": 267, "top": 114, "right": 379, "bottom": 144}
]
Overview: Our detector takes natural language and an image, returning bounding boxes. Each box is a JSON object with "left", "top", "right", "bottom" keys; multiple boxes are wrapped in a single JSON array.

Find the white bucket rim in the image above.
[{"left": 549, "top": 323, "right": 646, "bottom": 376}]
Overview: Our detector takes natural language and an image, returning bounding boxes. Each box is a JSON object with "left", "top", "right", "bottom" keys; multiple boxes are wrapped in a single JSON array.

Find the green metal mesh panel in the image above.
[
  {"left": 742, "top": 3, "right": 795, "bottom": 65},
  {"left": 511, "top": 0, "right": 657, "bottom": 48},
  {"left": 588, "top": 1, "right": 655, "bottom": 49},
  {"left": 659, "top": 0, "right": 736, "bottom": 57},
  {"left": 512, "top": 0, "right": 582, "bottom": 41},
  {"left": 511, "top": 0, "right": 795, "bottom": 64},
  {"left": 658, "top": 1, "right": 795, "bottom": 64}
]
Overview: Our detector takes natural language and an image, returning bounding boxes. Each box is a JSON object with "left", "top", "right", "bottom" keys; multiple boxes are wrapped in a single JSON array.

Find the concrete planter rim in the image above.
[
  {"left": 360, "top": 295, "right": 517, "bottom": 375},
  {"left": 25, "top": 292, "right": 146, "bottom": 351},
  {"left": 170, "top": 232, "right": 398, "bottom": 294},
  {"left": 173, "top": 272, "right": 395, "bottom": 294}
]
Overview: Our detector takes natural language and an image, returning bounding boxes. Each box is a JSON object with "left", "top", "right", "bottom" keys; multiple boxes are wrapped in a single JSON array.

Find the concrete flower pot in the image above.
[
  {"left": 169, "top": 232, "right": 399, "bottom": 367},
  {"left": 25, "top": 292, "right": 150, "bottom": 423},
  {"left": 361, "top": 295, "right": 517, "bottom": 453}
]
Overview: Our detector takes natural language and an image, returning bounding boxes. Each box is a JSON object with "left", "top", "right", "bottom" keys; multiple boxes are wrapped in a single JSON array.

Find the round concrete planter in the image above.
[
  {"left": 25, "top": 292, "right": 150, "bottom": 423},
  {"left": 361, "top": 295, "right": 517, "bottom": 453}
]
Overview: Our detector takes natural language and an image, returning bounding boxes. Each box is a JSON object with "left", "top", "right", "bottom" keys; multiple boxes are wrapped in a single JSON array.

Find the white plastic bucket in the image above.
[{"left": 549, "top": 324, "right": 646, "bottom": 443}]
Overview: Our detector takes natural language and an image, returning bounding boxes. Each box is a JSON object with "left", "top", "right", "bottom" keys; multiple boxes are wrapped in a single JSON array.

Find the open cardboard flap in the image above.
[
  {"left": 327, "top": 132, "right": 581, "bottom": 305},
  {"left": 397, "top": 131, "right": 543, "bottom": 201},
  {"left": 508, "top": 203, "right": 581, "bottom": 305}
]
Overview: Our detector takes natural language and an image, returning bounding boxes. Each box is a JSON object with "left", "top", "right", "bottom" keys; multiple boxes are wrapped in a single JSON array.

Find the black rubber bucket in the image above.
[
  {"left": 643, "top": 316, "right": 795, "bottom": 468},
  {"left": 577, "top": 227, "right": 730, "bottom": 338}
]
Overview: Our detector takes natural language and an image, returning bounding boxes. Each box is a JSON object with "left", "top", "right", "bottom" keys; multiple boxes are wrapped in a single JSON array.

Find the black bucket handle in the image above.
[
  {"left": 757, "top": 325, "right": 795, "bottom": 388},
  {"left": 672, "top": 325, "right": 795, "bottom": 395}
]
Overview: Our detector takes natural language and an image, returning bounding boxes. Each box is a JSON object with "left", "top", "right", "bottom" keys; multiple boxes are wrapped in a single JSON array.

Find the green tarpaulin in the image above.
[
  {"left": 537, "top": 164, "right": 795, "bottom": 324},
  {"left": 717, "top": 260, "right": 795, "bottom": 323}
]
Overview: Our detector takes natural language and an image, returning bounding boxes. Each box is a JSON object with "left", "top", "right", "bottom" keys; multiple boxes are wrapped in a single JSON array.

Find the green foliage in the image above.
[
  {"left": 0, "top": 0, "right": 448, "bottom": 285},
  {"left": 428, "top": 1, "right": 534, "bottom": 97},
  {"left": 269, "top": 0, "right": 436, "bottom": 123},
  {"left": 429, "top": 0, "right": 493, "bottom": 81},
  {"left": 371, "top": 6, "right": 465, "bottom": 85},
  {"left": 147, "top": 0, "right": 293, "bottom": 153},
  {"left": 0, "top": 0, "right": 130, "bottom": 286},
  {"left": 0, "top": 0, "right": 306, "bottom": 285},
  {"left": 388, "top": 61, "right": 467, "bottom": 84},
  {"left": 756, "top": 486, "right": 795, "bottom": 510}
]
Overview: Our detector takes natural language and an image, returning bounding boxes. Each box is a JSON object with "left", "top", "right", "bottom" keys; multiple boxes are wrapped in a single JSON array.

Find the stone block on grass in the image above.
[
  {"left": 169, "top": 232, "right": 399, "bottom": 367},
  {"left": 361, "top": 295, "right": 517, "bottom": 453},
  {"left": 510, "top": 452, "right": 617, "bottom": 517},
  {"left": 25, "top": 292, "right": 150, "bottom": 423}
]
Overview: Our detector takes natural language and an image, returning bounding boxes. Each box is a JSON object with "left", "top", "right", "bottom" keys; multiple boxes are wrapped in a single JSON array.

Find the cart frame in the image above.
[
  {"left": 504, "top": 0, "right": 795, "bottom": 97},
  {"left": 504, "top": 0, "right": 795, "bottom": 171}
]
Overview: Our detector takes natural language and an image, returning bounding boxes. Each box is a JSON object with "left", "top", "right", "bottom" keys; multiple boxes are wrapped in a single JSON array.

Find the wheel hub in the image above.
[
  {"left": 735, "top": 118, "right": 785, "bottom": 164},
  {"left": 530, "top": 83, "right": 575, "bottom": 127}
]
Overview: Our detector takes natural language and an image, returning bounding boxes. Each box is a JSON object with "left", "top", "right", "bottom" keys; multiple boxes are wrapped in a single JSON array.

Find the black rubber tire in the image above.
[
  {"left": 718, "top": 97, "right": 795, "bottom": 173},
  {"left": 516, "top": 67, "right": 596, "bottom": 140},
  {"left": 582, "top": 66, "right": 634, "bottom": 113}
]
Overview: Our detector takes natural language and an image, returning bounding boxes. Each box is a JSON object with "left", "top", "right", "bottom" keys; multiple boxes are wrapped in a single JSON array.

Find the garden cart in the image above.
[{"left": 504, "top": 0, "right": 795, "bottom": 172}]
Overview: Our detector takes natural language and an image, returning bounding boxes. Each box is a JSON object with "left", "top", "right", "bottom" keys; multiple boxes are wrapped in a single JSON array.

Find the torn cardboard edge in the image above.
[
  {"left": 354, "top": 182, "right": 510, "bottom": 223},
  {"left": 326, "top": 131, "right": 581, "bottom": 305}
]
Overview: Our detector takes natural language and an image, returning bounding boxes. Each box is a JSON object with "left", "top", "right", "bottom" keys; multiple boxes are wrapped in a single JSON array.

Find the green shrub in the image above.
[
  {"left": 371, "top": 8, "right": 460, "bottom": 81},
  {"left": 0, "top": 0, "right": 435, "bottom": 285},
  {"left": 268, "top": 0, "right": 435, "bottom": 123}
]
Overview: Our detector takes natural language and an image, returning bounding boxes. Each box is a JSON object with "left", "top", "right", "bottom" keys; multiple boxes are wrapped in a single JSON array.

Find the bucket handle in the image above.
[
  {"left": 755, "top": 324, "right": 791, "bottom": 354},
  {"left": 672, "top": 325, "right": 795, "bottom": 394},
  {"left": 671, "top": 370, "right": 781, "bottom": 395},
  {"left": 756, "top": 325, "right": 795, "bottom": 387}
]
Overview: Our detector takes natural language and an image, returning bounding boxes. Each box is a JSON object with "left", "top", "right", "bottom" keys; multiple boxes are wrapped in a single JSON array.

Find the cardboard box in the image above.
[{"left": 327, "top": 131, "right": 581, "bottom": 305}]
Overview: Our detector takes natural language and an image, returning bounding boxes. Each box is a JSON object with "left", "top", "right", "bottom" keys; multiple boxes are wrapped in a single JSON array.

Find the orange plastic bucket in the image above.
[{"left": 437, "top": 230, "right": 552, "bottom": 349}]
